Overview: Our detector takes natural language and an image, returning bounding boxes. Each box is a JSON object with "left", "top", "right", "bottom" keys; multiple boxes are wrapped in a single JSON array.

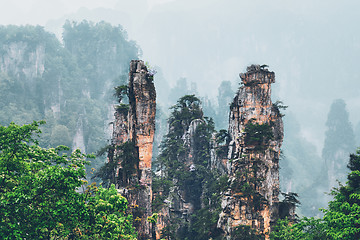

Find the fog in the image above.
[
  {"left": 6, "top": 0, "right": 354, "bottom": 153},
  {"left": 1, "top": 0, "right": 360, "bottom": 213}
]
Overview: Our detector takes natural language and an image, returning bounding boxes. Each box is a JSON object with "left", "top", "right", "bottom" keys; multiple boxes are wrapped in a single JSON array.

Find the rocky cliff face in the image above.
[
  {"left": 217, "top": 65, "right": 283, "bottom": 239},
  {"left": 0, "top": 42, "right": 45, "bottom": 81},
  {"left": 111, "top": 60, "right": 156, "bottom": 240},
  {"left": 151, "top": 94, "right": 219, "bottom": 239},
  {"left": 154, "top": 118, "right": 206, "bottom": 239}
]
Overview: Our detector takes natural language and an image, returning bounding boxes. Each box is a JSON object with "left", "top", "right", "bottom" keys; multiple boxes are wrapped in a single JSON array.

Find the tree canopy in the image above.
[
  {"left": 271, "top": 148, "right": 360, "bottom": 240},
  {"left": 0, "top": 22, "right": 140, "bottom": 181},
  {"left": 0, "top": 121, "right": 136, "bottom": 239}
]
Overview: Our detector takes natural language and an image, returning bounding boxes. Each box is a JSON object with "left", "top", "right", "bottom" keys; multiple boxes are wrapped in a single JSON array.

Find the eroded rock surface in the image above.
[
  {"left": 154, "top": 118, "right": 205, "bottom": 239},
  {"left": 111, "top": 60, "right": 156, "bottom": 240},
  {"left": 217, "top": 65, "right": 283, "bottom": 239}
]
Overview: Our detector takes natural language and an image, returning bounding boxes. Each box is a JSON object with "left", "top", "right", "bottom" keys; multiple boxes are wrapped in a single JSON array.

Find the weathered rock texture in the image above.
[
  {"left": 154, "top": 118, "right": 205, "bottom": 239},
  {"left": 217, "top": 65, "right": 283, "bottom": 239},
  {"left": 0, "top": 42, "right": 45, "bottom": 81},
  {"left": 111, "top": 60, "right": 156, "bottom": 240}
]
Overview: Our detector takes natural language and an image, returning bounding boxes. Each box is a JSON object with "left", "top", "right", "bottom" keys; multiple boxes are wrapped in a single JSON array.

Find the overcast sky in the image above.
[
  {"left": 1, "top": 0, "right": 360, "bottom": 151},
  {"left": 0, "top": 0, "right": 177, "bottom": 26}
]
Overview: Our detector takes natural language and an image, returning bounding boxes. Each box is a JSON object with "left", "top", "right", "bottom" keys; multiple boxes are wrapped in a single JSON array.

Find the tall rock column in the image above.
[
  {"left": 217, "top": 65, "right": 283, "bottom": 239},
  {"left": 111, "top": 60, "right": 156, "bottom": 240}
]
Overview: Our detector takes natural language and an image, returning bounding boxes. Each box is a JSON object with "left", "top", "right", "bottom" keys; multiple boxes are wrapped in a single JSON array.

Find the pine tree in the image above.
[{"left": 323, "top": 149, "right": 360, "bottom": 239}]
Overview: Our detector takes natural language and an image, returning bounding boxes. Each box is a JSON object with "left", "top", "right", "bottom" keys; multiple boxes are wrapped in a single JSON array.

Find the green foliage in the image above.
[
  {"left": 114, "top": 84, "right": 129, "bottom": 103},
  {"left": 96, "top": 144, "right": 114, "bottom": 157},
  {"left": 147, "top": 213, "right": 159, "bottom": 224},
  {"left": 160, "top": 221, "right": 179, "bottom": 240},
  {"left": 185, "top": 207, "right": 224, "bottom": 240},
  {"left": 0, "top": 25, "right": 56, "bottom": 49},
  {"left": 279, "top": 192, "right": 300, "bottom": 219},
  {"left": 154, "top": 94, "right": 225, "bottom": 239},
  {"left": 272, "top": 149, "right": 360, "bottom": 240},
  {"left": 0, "top": 121, "right": 136, "bottom": 239},
  {"left": 272, "top": 100, "right": 288, "bottom": 117},
  {"left": 168, "top": 78, "right": 196, "bottom": 106},
  {"left": 282, "top": 192, "right": 300, "bottom": 207},
  {"left": 168, "top": 94, "right": 203, "bottom": 138},
  {"left": 271, "top": 217, "right": 327, "bottom": 240},
  {"left": 216, "top": 129, "right": 229, "bottom": 144},
  {"left": 215, "top": 129, "right": 229, "bottom": 156},
  {"left": 115, "top": 103, "right": 130, "bottom": 115},
  {"left": 232, "top": 225, "right": 264, "bottom": 240},
  {"left": 94, "top": 141, "right": 139, "bottom": 188},
  {"left": 156, "top": 95, "right": 205, "bottom": 183},
  {"left": 116, "top": 141, "right": 139, "bottom": 186},
  {"left": 193, "top": 117, "right": 215, "bottom": 166},
  {"left": 244, "top": 121, "right": 274, "bottom": 150},
  {"left": 158, "top": 108, "right": 213, "bottom": 194},
  {"left": 322, "top": 149, "right": 360, "bottom": 239},
  {"left": 93, "top": 157, "right": 118, "bottom": 188},
  {"left": 152, "top": 176, "right": 173, "bottom": 212},
  {"left": 230, "top": 163, "right": 267, "bottom": 211},
  {"left": 81, "top": 184, "right": 137, "bottom": 239},
  {"left": 185, "top": 173, "right": 229, "bottom": 240},
  {"left": 0, "top": 22, "right": 139, "bottom": 183}
]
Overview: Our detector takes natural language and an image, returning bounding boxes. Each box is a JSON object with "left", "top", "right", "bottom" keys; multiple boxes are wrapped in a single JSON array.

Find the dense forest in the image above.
[
  {"left": 1, "top": 21, "right": 360, "bottom": 239},
  {"left": 0, "top": 21, "right": 139, "bottom": 175}
]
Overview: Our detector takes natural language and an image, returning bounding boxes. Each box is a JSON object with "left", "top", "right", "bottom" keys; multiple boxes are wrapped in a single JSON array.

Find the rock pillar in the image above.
[
  {"left": 111, "top": 60, "right": 156, "bottom": 239},
  {"left": 217, "top": 65, "right": 283, "bottom": 239}
]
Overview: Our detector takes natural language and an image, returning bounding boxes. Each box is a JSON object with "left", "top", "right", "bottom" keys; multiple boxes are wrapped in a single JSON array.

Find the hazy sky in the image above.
[
  {"left": 0, "top": 0, "right": 174, "bottom": 25},
  {"left": 1, "top": 0, "right": 360, "bottom": 152},
  {"left": 2, "top": 1, "right": 359, "bottom": 214}
]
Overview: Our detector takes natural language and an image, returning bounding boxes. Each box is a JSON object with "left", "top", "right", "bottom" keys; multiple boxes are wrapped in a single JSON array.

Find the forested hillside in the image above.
[
  {"left": 0, "top": 21, "right": 139, "bottom": 173},
  {"left": 1, "top": 20, "right": 360, "bottom": 240}
]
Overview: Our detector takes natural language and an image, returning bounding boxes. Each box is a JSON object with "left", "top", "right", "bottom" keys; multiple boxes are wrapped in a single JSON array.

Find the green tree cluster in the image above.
[
  {"left": 0, "top": 22, "right": 139, "bottom": 180},
  {"left": 0, "top": 121, "right": 136, "bottom": 239},
  {"left": 153, "top": 95, "right": 228, "bottom": 240},
  {"left": 94, "top": 141, "right": 139, "bottom": 188},
  {"left": 271, "top": 148, "right": 360, "bottom": 240},
  {"left": 244, "top": 121, "right": 274, "bottom": 150}
]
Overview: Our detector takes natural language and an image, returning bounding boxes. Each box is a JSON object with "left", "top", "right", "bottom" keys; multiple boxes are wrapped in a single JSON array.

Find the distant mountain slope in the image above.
[{"left": 0, "top": 21, "right": 139, "bottom": 175}]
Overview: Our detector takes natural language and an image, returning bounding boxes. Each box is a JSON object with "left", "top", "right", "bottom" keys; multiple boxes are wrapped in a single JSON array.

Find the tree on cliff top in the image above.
[
  {"left": 167, "top": 94, "right": 203, "bottom": 137},
  {"left": 154, "top": 94, "right": 227, "bottom": 240},
  {"left": 0, "top": 121, "right": 136, "bottom": 239},
  {"left": 158, "top": 95, "right": 204, "bottom": 178}
]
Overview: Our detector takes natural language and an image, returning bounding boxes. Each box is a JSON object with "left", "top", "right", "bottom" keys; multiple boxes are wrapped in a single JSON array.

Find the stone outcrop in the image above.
[
  {"left": 0, "top": 42, "right": 45, "bottom": 81},
  {"left": 111, "top": 63, "right": 283, "bottom": 239},
  {"left": 217, "top": 65, "right": 283, "bottom": 239},
  {"left": 154, "top": 118, "right": 205, "bottom": 239},
  {"left": 111, "top": 60, "right": 156, "bottom": 240}
]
